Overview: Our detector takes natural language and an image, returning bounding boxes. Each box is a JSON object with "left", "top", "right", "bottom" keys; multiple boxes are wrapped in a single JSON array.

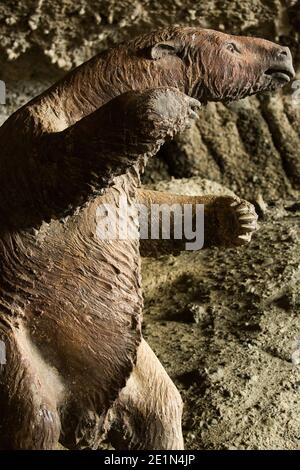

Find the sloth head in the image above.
[{"left": 123, "top": 27, "right": 295, "bottom": 103}]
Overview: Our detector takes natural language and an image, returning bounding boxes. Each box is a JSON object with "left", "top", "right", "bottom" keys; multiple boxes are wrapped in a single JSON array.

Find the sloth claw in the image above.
[
  {"left": 238, "top": 233, "right": 252, "bottom": 242},
  {"left": 241, "top": 223, "right": 256, "bottom": 230},
  {"left": 213, "top": 196, "right": 258, "bottom": 247},
  {"left": 239, "top": 215, "right": 257, "bottom": 222},
  {"left": 188, "top": 109, "right": 199, "bottom": 120},
  {"left": 187, "top": 99, "right": 201, "bottom": 121},
  {"left": 236, "top": 207, "right": 251, "bottom": 215},
  {"left": 233, "top": 199, "right": 258, "bottom": 245}
]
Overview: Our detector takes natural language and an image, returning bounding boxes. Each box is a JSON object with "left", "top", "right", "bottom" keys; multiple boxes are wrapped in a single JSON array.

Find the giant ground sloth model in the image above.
[{"left": 0, "top": 27, "right": 295, "bottom": 449}]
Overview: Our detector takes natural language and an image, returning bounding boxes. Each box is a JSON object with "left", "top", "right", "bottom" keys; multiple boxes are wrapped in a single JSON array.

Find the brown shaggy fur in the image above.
[{"left": 0, "top": 27, "right": 294, "bottom": 449}]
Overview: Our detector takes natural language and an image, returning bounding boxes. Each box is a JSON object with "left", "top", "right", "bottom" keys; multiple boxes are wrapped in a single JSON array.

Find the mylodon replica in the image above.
[{"left": 0, "top": 27, "right": 295, "bottom": 449}]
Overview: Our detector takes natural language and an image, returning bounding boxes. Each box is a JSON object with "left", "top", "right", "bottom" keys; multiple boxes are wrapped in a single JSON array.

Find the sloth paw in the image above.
[
  {"left": 137, "top": 87, "right": 201, "bottom": 138},
  {"left": 230, "top": 198, "right": 259, "bottom": 246},
  {"left": 210, "top": 196, "right": 259, "bottom": 247}
]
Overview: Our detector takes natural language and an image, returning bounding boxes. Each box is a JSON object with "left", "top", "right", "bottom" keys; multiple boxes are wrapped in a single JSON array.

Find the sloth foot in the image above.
[{"left": 209, "top": 196, "right": 259, "bottom": 247}]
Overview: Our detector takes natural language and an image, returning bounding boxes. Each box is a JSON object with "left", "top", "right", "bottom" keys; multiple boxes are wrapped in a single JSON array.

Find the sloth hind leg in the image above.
[
  {"left": 107, "top": 338, "right": 184, "bottom": 450},
  {"left": 0, "top": 328, "right": 62, "bottom": 449}
]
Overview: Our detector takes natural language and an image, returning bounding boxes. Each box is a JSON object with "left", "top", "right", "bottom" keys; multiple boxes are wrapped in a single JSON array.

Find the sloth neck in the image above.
[{"left": 27, "top": 47, "right": 188, "bottom": 133}]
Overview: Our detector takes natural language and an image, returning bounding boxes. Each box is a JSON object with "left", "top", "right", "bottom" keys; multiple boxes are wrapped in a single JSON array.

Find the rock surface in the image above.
[
  {"left": 142, "top": 178, "right": 300, "bottom": 450},
  {"left": 146, "top": 93, "right": 300, "bottom": 200}
]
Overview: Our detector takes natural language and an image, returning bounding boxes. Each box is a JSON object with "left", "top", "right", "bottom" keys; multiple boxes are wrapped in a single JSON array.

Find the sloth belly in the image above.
[{"left": 0, "top": 183, "right": 143, "bottom": 410}]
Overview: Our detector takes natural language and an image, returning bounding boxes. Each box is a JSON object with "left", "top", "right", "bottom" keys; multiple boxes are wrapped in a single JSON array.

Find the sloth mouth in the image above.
[{"left": 264, "top": 67, "right": 294, "bottom": 83}]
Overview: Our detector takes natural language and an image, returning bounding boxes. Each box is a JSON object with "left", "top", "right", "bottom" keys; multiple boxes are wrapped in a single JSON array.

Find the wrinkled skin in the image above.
[{"left": 0, "top": 27, "right": 295, "bottom": 450}]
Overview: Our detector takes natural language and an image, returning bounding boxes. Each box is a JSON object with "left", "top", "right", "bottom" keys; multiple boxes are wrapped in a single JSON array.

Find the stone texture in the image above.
[
  {"left": 142, "top": 178, "right": 300, "bottom": 450},
  {"left": 146, "top": 92, "right": 300, "bottom": 200}
]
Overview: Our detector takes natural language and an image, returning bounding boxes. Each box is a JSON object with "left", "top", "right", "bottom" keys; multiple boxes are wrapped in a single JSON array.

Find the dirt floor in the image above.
[{"left": 142, "top": 180, "right": 300, "bottom": 450}]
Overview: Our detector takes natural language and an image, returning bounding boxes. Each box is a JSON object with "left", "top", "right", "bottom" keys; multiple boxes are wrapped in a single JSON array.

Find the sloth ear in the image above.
[{"left": 149, "top": 41, "right": 179, "bottom": 60}]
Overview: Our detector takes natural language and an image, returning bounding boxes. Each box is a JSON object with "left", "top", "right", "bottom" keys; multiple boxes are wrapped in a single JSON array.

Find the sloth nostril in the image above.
[{"left": 277, "top": 48, "right": 288, "bottom": 59}]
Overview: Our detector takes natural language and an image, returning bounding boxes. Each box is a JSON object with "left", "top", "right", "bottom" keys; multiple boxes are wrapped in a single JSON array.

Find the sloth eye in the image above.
[{"left": 226, "top": 43, "right": 240, "bottom": 54}]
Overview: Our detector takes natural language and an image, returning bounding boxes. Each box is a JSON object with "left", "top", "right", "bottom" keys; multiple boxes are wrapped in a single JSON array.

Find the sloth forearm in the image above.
[
  {"left": 137, "top": 189, "right": 232, "bottom": 257},
  {"left": 0, "top": 91, "right": 176, "bottom": 230},
  {"left": 0, "top": 89, "right": 198, "bottom": 231}
]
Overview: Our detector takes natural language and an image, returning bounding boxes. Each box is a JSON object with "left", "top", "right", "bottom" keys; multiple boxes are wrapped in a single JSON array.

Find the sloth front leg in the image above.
[
  {"left": 33, "top": 89, "right": 200, "bottom": 223},
  {"left": 1, "top": 88, "right": 200, "bottom": 229},
  {"left": 137, "top": 190, "right": 258, "bottom": 256}
]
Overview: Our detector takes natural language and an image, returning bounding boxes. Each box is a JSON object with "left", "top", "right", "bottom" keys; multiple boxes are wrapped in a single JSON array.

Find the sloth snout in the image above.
[
  {"left": 264, "top": 46, "right": 295, "bottom": 82},
  {"left": 273, "top": 46, "right": 295, "bottom": 77}
]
